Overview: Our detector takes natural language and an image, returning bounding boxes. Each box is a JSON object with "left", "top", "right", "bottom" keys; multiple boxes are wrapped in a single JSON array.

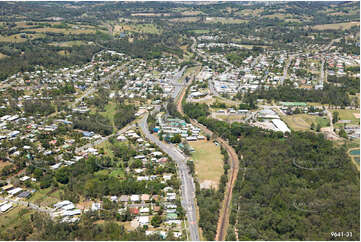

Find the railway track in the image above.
[{"left": 176, "top": 76, "right": 239, "bottom": 241}]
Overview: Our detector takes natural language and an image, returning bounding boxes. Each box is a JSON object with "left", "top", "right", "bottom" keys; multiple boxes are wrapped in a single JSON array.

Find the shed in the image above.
[
  {"left": 8, "top": 187, "right": 23, "bottom": 196},
  {"left": 17, "top": 191, "right": 31, "bottom": 198},
  {"left": 0, "top": 202, "right": 13, "bottom": 212}
]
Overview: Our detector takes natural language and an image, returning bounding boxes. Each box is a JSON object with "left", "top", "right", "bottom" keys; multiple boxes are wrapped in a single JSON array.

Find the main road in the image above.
[
  {"left": 176, "top": 74, "right": 239, "bottom": 241},
  {"left": 138, "top": 113, "right": 199, "bottom": 241}
]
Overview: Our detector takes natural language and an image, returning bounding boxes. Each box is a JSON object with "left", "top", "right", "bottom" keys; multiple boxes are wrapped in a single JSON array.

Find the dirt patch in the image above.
[
  {"left": 77, "top": 200, "right": 92, "bottom": 210},
  {"left": 0, "top": 160, "right": 11, "bottom": 169},
  {"left": 200, "top": 180, "right": 218, "bottom": 189}
]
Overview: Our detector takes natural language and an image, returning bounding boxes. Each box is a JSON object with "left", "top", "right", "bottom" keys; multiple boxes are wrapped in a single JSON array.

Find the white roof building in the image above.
[
  {"left": 8, "top": 187, "right": 23, "bottom": 195},
  {"left": 54, "top": 200, "right": 72, "bottom": 209},
  {"left": 271, "top": 119, "right": 291, "bottom": 133},
  {"left": 0, "top": 202, "right": 13, "bottom": 212},
  {"left": 130, "top": 195, "right": 140, "bottom": 202},
  {"left": 137, "top": 216, "right": 149, "bottom": 225}
]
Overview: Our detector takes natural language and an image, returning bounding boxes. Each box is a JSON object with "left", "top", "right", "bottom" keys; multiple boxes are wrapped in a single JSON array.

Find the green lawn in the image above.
[
  {"left": 28, "top": 187, "right": 53, "bottom": 204},
  {"left": 100, "top": 102, "right": 117, "bottom": 130},
  {"left": 282, "top": 114, "right": 329, "bottom": 131},
  {"left": 332, "top": 109, "right": 359, "bottom": 123}
]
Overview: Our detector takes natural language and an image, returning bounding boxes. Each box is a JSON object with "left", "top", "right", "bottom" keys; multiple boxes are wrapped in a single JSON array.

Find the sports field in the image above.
[{"left": 190, "top": 140, "right": 224, "bottom": 189}]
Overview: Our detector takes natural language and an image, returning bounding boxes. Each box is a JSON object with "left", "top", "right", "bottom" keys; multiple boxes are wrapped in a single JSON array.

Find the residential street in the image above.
[{"left": 138, "top": 113, "right": 200, "bottom": 241}]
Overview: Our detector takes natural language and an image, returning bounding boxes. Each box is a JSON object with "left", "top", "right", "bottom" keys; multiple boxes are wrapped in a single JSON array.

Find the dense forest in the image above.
[
  {"left": 253, "top": 83, "right": 355, "bottom": 107},
  {"left": 183, "top": 102, "right": 360, "bottom": 241}
]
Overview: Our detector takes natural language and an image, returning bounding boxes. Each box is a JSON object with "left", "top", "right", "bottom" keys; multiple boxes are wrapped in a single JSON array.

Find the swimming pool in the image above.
[{"left": 349, "top": 149, "right": 360, "bottom": 156}]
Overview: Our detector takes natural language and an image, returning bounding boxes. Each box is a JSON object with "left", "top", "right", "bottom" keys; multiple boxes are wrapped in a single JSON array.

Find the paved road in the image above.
[
  {"left": 320, "top": 58, "right": 325, "bottom": 84},
  {"left": 138, "top": 114, "right": 199, "bottom": 241},
  {"left": 176, "top": 74, "right": 239, "bottom": 241},
  {"left": 280, "top": 54, "right": 296, "bottom": 85},
  {"left": 171, "top": 65, "right": 188, "bottom": 100}
]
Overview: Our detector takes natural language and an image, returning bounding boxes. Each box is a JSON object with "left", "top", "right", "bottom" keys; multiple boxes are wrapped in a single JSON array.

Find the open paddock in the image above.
[
  {"left": 169, "top": 17, "right": 200, "bottom": 23},
  {"left": 312, "top": 21, "right": 359, "bottom": 30},
  {"left": 26, "top": 27, "right": 96, "bottom": 35},
  {"left": 205, "top": 17, "right": 247, "bottom": 24},
  {"left": 190, "top": 140, "right": 224, "bottom": 189}
]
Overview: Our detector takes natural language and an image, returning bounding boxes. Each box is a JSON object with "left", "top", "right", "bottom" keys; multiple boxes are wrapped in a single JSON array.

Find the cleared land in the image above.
[
  {"left": 49, "top": 40, "right": 88, "bottom": 47},
  {"left": 213, "top": 114, "right": 245, "bottom": 122},
  {"left": 113, "top": 23, "right": 161, "bottom": 34},
  {"left": 331, "top": 109, "right": 360, "bottom": 123},
  {"left": 100, "top": 102, "right": 117, "bottom": 130},
  {"left": 312, "top": 21, "right": 359, "bottom": 30},
  {"left": 0, "top": 33, "right": 45, "bottom": 43},
  {"left": 190, "top": 140, "right": 224, "bottom": 189},
  {"left": 205, "top": 17, "right": 247, "bottom": 24},
  {"left": 0, "top": 160, "right": 11, "bottom": 169},
  {"left": 282, "top": 114, "right": 329, "bottom": 131},
  {"left": 181, "top": 10, "right": 203, "bottom": 16},
  {"left": 27, "top": 27, "right": 96, "bottom": 34},
  {"left": 169, "top": 17, "right": 200, "bottom": 23},
  {"left": 28, "top": 187, "right": 61, "bottom": 207},
  {"left": 0, "top": 52, "right": 8, "bottom": 59}
]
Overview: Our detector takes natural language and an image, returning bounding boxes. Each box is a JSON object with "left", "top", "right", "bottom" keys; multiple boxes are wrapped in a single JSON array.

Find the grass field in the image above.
[
  {"left": 190, "top": 140, "right": 224, "bottom": 189},
  {"left": 28, "top": 187, "right": 60, "bottom": 207},
  {"left": 0, "top": 33, "right": 45, "bottom": 43},
  {"left": 214, "top": 114, "right": 245, "bottom": 122},
  {"left": 235, "top": 8, "right": 263, "bottom": 17},
  {"left": 49, "top": 40, "right": 88, "bottom": 47},
  {"left": 113, "top": 23, "right": 161, "bottom": 34},
  {"left": 263, "top": 13, "right": 294, "bottom": 19},
  {"left": 170, "top": 17, "right": 200, "bottom": 23},
  {"left": 312, "top": 21, "right": 359, "bottom": 30},
  {"left": 27, "top": 27, "right": 96, "bottom": 35},
  {"left": 282, "top": 114, "right": 329, "bottom": 131},
  {"left": 205, "top": 17, "right": 247, "bottom": 24},
  {"left": 100, "top": 102, "right": 117, "bottom": 130},
  {"left": 181, "top": 10, "right": 203, "bottom": 16},
  {"left": 331, "top": 109, "right": 360, "bottom": 124},
  {"left": 214, "top": 96, "right": 240, "bottom": 106}
]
